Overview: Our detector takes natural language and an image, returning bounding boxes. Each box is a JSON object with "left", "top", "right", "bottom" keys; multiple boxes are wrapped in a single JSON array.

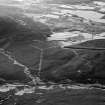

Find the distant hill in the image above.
[
  {"left": 77, "top": 39, "right": 105, "bottom": 48},
  {"left": 0, "top": 15, "right": 52, "bottom": 49},
  {"left": 46, "top": 0, "right": 93, "bottom": 4}
]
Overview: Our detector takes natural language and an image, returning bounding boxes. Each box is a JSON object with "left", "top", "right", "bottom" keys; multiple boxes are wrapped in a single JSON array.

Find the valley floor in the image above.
[{"left": 0, "top": 83, "right": 105, "bottom": 105}]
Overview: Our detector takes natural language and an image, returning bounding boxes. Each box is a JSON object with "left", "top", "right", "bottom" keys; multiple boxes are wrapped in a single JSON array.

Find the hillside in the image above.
[
  {"left": 0, "top": 15, "right": 52, "bottom": 83},
  {"left": 40, "top": 39, "right": 105, "bottom": 84},
  {"left": 0, "top": 1, "right": 105, "bottom": 105}
]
